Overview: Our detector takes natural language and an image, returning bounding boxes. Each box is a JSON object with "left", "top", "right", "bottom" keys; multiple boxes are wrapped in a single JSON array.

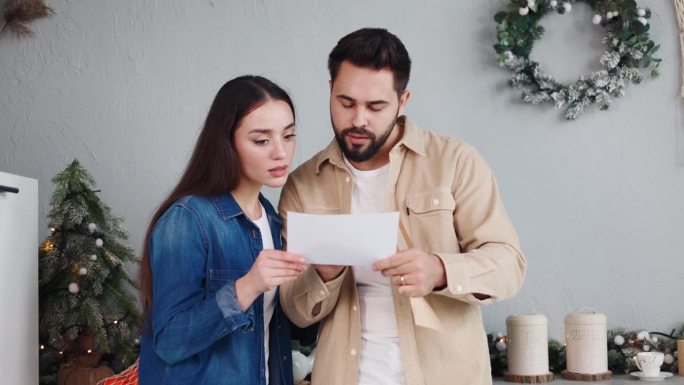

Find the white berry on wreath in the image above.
[
  {"left": 562, "top": 2, "right": 572, "bottom": 12},
  {"left": 90, "top": 254, "right": 97, "bottom": 261},
  {"left": 79, "top": 267, "right": 87, "bottom": 276},
  {"left": 549, "top": 0, "right": 558, "bottom": 7},
  {"left": 664, "top": 354, "right": 674, "bottom": 365},
  {"left": 95, "top": 238, "right": 103, "bottom": 247},
  {"left": 637, "top": 17, "right": 648, "bottom": 25},
  {"left": 613, "top": 335, "right": 625, "bottom": 346},
  {"left": 592, "top": 14, "right": 602, "bottom": 24},
  {"left": 519, "top": 7, "right": 530, "bottom": 16},
  {"left": 637, "top": 8, "right": 646, "bottom": 17},
  {"left": 88, "top": 223, "right": 97, "bottom": 233}
]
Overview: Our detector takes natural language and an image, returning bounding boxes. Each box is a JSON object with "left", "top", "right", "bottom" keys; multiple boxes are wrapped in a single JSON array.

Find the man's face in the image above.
[{"left": 330, "top": 61, "right": 409, "bottom": 169}]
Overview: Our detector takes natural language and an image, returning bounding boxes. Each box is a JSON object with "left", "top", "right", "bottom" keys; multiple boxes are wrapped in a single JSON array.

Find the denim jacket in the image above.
[{"left": 139, "top": 193, "right": 294, "bottom": 385}]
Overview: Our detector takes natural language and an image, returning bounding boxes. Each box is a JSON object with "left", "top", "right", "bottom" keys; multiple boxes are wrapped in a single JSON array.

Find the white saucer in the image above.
[{"left": 630, "top": 371, "right": 673, "bottom": 382}]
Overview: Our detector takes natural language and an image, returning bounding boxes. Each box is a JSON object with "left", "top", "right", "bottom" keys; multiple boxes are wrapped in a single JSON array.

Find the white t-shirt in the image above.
[
  {"left": 344, "top": 157, "right": 406, "bottom": 385},
  {"left": 252, "top": 205, "right": 276, "bottom": 384}
]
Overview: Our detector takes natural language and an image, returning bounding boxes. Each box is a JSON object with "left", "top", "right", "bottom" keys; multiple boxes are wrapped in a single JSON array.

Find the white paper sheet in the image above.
[{"left": 286, "top": 211, "right": 399, "bottom": 266}]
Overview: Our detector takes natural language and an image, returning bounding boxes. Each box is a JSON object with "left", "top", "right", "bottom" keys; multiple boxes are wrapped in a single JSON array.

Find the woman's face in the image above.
[{"left": 233, "top": 99, "right": 296, "bottom": 189}]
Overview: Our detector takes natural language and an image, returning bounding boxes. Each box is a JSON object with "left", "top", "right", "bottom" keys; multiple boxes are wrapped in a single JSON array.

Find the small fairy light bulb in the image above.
[
  {"left": 519, "top": 6, "right": 530, "bottom": 15},
  {"left": 87, "top": 349, "right": 92, "bottom": 354},
  {"left": 113, "top": 320, "right": 118, "bottom": 325},
  {"left": 59, "top": 351, "right": 63, "bottom": 355},
  {"left": 592, "top": 14, "right": 602, "bottom": 24},
  {"left": 95, "top": 238, "right": 103, "bottom": 248},
  {"left": 40, "top": 345, "right": 45, "bottom": 350},
  {"left": 49, "top": 227, "right": 55, "bottom": 234}
]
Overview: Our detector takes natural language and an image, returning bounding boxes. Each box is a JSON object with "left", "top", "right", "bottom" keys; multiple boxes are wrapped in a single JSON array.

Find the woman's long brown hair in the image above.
[{"left": 139, "top": 76, "right": 294, "bottom": 333}]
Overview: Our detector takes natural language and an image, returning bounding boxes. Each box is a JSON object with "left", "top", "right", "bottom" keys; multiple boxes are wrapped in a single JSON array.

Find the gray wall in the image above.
[{"left": 1, "top": 0, "right": 682, "bottom": 339}]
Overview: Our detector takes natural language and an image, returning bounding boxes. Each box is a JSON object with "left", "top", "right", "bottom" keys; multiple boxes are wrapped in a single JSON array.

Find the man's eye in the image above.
[{"left": 369, "top": 106, "right": 383, "bottom": 112}]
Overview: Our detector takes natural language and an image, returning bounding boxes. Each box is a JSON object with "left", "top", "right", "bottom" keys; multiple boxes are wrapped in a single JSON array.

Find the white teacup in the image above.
[{"left": 634, "top": 351, "right": 664, "bottom": 377}]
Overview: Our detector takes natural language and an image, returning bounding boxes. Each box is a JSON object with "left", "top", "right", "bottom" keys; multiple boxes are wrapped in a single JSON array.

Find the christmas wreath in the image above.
[{"left": 493, "top": 0, "right": 661, "bottom": 120}]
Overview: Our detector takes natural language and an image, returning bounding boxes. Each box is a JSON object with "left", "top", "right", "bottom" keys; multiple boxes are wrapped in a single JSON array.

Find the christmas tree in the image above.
[{"left": 39, "top": 160, "right": 140, "bottom": 385}]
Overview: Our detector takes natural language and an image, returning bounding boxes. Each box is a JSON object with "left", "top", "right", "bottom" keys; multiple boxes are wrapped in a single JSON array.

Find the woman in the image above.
[{"left": 138, "top": 76, "right": 305, "bottom": 385}]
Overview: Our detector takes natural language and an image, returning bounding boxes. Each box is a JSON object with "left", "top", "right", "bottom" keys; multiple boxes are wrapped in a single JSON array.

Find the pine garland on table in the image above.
[{"left": 487, "top": 324, "right": 683, "bottom": 376}]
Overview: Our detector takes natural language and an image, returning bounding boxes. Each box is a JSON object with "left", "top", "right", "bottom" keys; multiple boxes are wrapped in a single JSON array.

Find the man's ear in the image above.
[{"left": 398, "top": 90, "right": 411, "bottom": 116}]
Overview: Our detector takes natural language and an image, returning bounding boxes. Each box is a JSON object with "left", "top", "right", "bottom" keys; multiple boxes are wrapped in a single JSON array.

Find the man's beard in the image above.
[{"left": 334, "top": 117, "right": 397, "bottom": 163}]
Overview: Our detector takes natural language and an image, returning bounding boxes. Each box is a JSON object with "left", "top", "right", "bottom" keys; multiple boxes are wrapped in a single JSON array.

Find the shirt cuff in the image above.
[{"left": 216, "top": 280, "right": 255, "bottom": 332}]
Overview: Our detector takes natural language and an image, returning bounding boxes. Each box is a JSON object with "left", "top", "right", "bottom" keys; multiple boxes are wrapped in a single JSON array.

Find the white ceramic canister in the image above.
[
  {"left": 564, "top": 309, "right": 608, "bottom": 374},
  {"left": 506, "top": 313, "right": 550, "bottom": 375}
]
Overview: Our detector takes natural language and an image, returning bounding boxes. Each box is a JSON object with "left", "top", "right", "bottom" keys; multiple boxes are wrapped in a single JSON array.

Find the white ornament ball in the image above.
[
  {"left": 496, "top": 340, "right": 507, "bottom": 351},
  {"left": 562, "top": 2, "right": 571, "bottom": 12},
  {"left": 95, "top": 238, "right": 103, "bottom": 247},
  {"left": 550, "top": 0, "right": 558, "bottom": 7},
  {"left": 68, "top": 283, "right": 80, "bottom": 294},
  {"left": 643, "top": 344, "right": 651, "bottom": 352},
  {"left": 88, "top": 223, "right": 97, "bottom": 233},
  {"left": 79, "top": 267, "right": 87, "bottom": 276},
  {"left": 664, "top": 354, "right": 674, "bottom": 365},
  {"left": 592, "top": 14, "right": 602, "bottom": 24},
  {"left": 89, "top": 254, "right": 97, "bottom": 261},
  {"left": 637, "top": 331, "right": 649, "bottom": 341},
  {"left": 637, "top": 8, "right": 646, "bottom": 17},
  {"left": 519, "top": 6, "right": 529, "bottom": 16},
  {"left": 637, "top": 17, "right": 648, "bottom": 25},
  {"left": 613, "top": 335, "right": 625, "bottom": 346}
]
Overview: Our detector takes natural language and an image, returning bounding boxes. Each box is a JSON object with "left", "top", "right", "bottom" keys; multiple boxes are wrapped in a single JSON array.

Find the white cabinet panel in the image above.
[{"left": 0, "top": 171, "right": 38, "bottom": 385}]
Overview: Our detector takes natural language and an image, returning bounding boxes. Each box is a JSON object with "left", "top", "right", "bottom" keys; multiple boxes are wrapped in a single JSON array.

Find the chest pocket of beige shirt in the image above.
[{"left": 405, "top": 189, "right": 458, "bottom": 253}]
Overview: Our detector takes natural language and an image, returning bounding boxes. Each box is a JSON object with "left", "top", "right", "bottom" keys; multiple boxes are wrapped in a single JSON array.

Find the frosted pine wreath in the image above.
[{"left": 493, "top": 0, "right": 661, "bottom": 120}]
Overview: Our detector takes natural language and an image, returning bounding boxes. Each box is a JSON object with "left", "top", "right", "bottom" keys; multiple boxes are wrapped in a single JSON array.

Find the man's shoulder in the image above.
[
  {"left": 420, "top": 128, "right": 478, "bottom": 160},
  {"left": 288, "top": 146, "right": 336, "bottom": 182}
]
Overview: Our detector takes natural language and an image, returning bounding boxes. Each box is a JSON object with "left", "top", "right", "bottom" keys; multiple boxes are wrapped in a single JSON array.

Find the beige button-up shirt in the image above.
[{"left": 279, "top": 117, "right": 527, "bottom": 385}]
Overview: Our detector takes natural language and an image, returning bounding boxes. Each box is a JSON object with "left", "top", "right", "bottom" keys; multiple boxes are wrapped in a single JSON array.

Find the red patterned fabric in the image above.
[{"left": 96, "top": 359, "right": 139, "bottom": 385}]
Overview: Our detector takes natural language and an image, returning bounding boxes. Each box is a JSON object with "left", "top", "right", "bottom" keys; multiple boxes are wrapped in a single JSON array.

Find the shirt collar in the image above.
[{"left": 314, "top": 116, "right": 426, "bottom": 174}]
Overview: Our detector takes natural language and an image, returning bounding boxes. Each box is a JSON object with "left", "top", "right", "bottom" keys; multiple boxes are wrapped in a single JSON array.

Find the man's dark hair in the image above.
[{"left": 328, "top": 28, "right": 411, "bottom": 95}]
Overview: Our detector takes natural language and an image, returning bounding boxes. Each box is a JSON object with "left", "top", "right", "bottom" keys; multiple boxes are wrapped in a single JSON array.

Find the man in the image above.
[{"left": 279, "top": 28, "right": 526, "bottom": 385}]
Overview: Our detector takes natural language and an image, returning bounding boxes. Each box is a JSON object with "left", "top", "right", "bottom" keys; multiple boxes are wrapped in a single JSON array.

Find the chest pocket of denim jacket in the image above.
[
  {"left": 208, "top": 269, "right": 247, "bottom": 294},
  {"left": 405, "top": 189, "right": 458, "bottom": 252}
]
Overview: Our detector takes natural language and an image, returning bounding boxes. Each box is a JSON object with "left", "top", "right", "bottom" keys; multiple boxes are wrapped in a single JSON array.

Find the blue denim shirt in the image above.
[{"left": 139, "top": 193, "right": 294, "bottom": 385}]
